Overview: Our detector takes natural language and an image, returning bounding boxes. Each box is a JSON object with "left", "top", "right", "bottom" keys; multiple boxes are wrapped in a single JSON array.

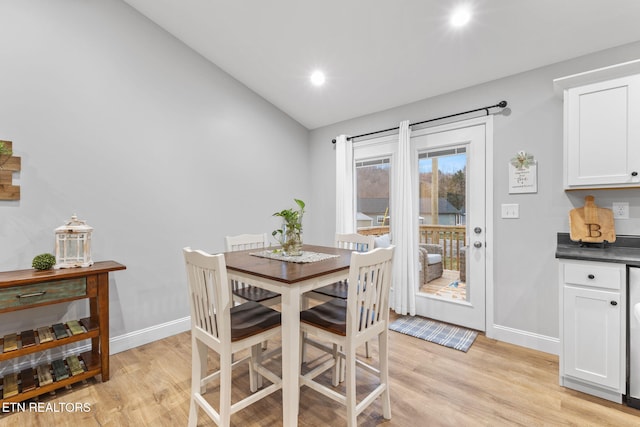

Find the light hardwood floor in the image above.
[{"left": 3, "top": 313, "right": 640, "bottom": 426}]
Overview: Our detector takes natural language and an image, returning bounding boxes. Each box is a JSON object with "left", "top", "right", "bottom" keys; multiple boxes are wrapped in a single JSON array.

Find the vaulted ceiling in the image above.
[{"left": 123, "top": 0, "right": 640, "bottom": 129}]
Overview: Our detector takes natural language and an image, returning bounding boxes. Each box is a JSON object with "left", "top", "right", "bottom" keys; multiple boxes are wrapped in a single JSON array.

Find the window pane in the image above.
[
  {"left": 418, "top": 147, "right": 468, "bottom": 302},
  {"left": 418, "top": 148, "right": 466, "bottom": 226},
  {"left": 356, "top": 158, "right": 391, "bottom": 231}
]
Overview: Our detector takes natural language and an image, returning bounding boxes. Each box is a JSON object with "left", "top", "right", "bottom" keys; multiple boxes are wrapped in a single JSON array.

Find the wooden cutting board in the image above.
[{"left": 569, "top": 196, "right": 616, "bottom": 243}]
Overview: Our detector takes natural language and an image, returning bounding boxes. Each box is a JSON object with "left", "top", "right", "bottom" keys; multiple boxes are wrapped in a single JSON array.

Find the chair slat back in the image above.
[
  {"left": 225, "top": 233, "right": 269, "bottom": 252},
  {"left": 183, "top": 247, "right": 232, "bottom": 342},
  {"left": 346, "top": 247, "right": 394, "bottom": 338},
  {"left": 224, "top": 234, "right": 269, "bottom": 295},
  {"left": 335, "top": 233, "right": 375, "bottom": 253}
]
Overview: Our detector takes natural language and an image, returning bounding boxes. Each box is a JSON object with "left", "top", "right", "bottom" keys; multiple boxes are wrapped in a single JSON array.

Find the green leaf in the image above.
[{"left": 0, "top": 141, "right": 11, "bottom": 157}]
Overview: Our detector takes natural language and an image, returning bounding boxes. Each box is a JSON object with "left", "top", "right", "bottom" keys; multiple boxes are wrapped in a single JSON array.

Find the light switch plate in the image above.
[{"left": 501, "top": 203, "right": 519, "bottom": 219}]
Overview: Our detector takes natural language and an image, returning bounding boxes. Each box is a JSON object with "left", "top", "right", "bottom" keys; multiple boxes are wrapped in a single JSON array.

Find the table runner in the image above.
[{"left": 250, "top": 250, "right": 339, "bottom": 264}]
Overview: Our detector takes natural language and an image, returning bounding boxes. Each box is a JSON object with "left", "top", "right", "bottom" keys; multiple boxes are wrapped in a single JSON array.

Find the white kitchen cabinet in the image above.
[
  {"left": 559, "top": 259, "right": 626, "bottom": 402},
  {"left": 554, "top": 60, "right": 640, "bottom": 189}
]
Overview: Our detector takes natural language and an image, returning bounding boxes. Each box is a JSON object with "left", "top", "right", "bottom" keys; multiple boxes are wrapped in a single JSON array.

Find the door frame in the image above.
[
  {"left": 410, "top": 116, "right": 493, "bottom": 332},
  {"left": 351, "top": 116, "right": 494, "bottom": 335}
]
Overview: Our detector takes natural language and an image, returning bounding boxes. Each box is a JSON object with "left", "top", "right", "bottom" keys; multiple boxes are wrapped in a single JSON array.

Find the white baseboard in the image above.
[
  {"left": 487, "top": 323, "right": 559, "bottom": 355},
  {"left": 114, "top": 319, "right": 559, "bottom": 356},
  {"left": 561, "top": 376, "right": 622, "bottom": 403},
  {"left": 390, "top": 288, "right": 560, "bottom": 355},
  {"left": 110, "top": 316, "right": 191, "bottom": 355}
]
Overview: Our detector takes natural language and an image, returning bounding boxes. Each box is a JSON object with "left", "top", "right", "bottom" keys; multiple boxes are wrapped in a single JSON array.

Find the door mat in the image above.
[{"left": 389, "top": 315, "right": 478, "bottom": 352}]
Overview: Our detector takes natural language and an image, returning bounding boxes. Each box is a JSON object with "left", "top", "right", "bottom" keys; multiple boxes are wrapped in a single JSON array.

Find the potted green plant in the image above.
[
  {"left": 272, "top": 199, "right": 305, "bottom": 256},
  {"left": 32, "top": 253, "right": 56, "bottom": 270}
]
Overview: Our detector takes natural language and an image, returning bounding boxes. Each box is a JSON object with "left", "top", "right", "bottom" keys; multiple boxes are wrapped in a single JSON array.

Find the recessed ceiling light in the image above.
[
  {"left": 450, "top": 6, "right": 471, "bottom": 27},
  {"left": 310, "top": 70, "right": 326, "bottom": 86}
]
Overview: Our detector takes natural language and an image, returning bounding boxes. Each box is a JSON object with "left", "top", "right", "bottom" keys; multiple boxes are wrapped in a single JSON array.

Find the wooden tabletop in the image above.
[
  {"left": 0, "top": 261, "right": 126, "bottom": 288},
  {"left": 224, "top": 244, "right": 352, "bottom": 284}
]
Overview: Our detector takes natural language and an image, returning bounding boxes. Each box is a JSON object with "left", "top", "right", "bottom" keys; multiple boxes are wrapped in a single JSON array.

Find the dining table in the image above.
[{"left": 224, "top": 244, "right": 353, "bottom": 427}]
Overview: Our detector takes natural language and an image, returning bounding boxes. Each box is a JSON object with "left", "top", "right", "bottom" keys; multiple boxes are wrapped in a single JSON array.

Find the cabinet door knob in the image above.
[
  {"left": 588, "top": 274, "right": 595, "bottom": 279},
  {"left": 611, "top": 301, "right": 618, "bottom": 306},
  {"left": 632, "top": 171, "right": 638, "bottom": 177}
]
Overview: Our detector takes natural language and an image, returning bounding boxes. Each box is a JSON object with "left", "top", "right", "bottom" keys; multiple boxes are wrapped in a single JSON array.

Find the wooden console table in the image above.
[{"left": 0, "top": 261, "right": 125, "bottom": 403}]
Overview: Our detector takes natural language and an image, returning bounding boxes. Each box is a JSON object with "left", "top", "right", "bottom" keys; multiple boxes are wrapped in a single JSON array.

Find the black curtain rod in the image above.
[{"left": 331, "top": 100, "right": 508, "bottom": 144}]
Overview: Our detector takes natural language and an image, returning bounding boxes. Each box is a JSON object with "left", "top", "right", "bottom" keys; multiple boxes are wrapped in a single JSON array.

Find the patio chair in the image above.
[{"left": 419, "top": 243, "right": 444, "bottom": 283}]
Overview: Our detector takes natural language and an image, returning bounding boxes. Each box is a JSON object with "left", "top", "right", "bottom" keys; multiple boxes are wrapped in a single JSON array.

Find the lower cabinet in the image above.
[{"left": 559, "top": 259, "right": 626, "bottom": 402}]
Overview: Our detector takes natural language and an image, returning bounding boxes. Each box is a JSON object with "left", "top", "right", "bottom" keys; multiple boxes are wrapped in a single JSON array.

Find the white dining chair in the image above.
[
  {"left": 303, "top": 233, "right": 376, "bottom": 370},
  {"left": 224, "top": 233, "right": 281, "bottom": 307},
  {"left": 183, "top": 247, "right": 282, "bottom": 426},
  {"left": 309, "top": 233, "right": 376, "bottom": 302},
  {"left": 299, "top": 246, "right": 394, "bottom": 426}
]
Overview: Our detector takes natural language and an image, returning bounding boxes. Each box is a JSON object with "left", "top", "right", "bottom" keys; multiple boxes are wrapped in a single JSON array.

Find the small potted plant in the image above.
[
  {"left": 272, "top": 199, "right": 305, "bottom": 256},
  {"left": 32, "top": 253, "right": 56, "bottom": 270}
]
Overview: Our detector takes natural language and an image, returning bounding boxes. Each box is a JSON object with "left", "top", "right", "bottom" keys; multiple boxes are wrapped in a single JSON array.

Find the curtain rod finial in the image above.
[
  {"left": 331, "top": 138, "right": 337, "bottom": 144},
  {"left": 498, "top": 100, "right": 507, "bottom": 108}
]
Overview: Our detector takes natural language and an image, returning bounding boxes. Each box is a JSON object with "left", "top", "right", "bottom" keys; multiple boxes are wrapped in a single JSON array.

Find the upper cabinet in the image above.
[{"left": 555, "top": 60, "right": 640, "bottom": 190}]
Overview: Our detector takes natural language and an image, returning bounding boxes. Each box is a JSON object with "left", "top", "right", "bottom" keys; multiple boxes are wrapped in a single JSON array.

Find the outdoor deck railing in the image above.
[{"left": 358, "top": 224, "right": 466, "bottom": 271}]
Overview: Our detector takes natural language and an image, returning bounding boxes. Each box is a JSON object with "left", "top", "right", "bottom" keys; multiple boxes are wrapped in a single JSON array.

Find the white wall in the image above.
[
  {"left": 0, "top": 0, "right": 309, "bottom": 357},
  {"left": 2, "top": 1, "right": 640, "bottom": 360},
  {"left": 308, "top": 41, "right": 640, "bottom": 353}
]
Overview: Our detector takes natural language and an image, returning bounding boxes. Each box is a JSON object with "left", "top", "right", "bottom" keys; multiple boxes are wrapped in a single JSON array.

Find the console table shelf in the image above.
[
  {"left": 0, "top": 261, "right": 125, "bottom": 403},
  {"left": 1, "top": 351, "right": 100, "bottom": 403},
  {"left": 0, "top": 318, "right": 99, "bottom": 362}
]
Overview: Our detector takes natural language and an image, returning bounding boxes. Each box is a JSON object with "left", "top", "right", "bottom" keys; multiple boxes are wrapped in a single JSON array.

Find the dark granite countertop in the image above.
[{"left": 556, "top": 233, "right": 640, "bottom": 266}]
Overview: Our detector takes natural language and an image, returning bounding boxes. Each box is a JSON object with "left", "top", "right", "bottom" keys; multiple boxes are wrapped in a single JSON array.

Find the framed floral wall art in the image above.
[{"left": 508, "top": 151, "right": 537, "bottom": 194}]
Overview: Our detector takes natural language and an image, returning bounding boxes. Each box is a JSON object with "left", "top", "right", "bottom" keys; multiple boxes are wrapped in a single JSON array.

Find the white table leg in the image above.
[{"left": 280, "top": 287, "right": 301, "bottom": 426}]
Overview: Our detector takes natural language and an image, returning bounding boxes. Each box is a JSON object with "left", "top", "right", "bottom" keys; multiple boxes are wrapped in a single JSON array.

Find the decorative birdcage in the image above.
[{"left": 54, "top": 215, "right": 94, "bottom": 269}]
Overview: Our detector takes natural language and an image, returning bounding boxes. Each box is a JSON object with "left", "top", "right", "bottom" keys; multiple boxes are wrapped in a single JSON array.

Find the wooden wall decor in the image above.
[{"left": 0, "top": 140, "right": 21, "bottom": 200}]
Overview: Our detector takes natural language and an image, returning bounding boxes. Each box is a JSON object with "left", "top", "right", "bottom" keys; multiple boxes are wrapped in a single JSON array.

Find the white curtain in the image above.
[
  {"left": 335, "top": 135, "right": 355, "bottom": 234},
  {"left": 391, "top": 120, "right": 417, "bottom": 315}
]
